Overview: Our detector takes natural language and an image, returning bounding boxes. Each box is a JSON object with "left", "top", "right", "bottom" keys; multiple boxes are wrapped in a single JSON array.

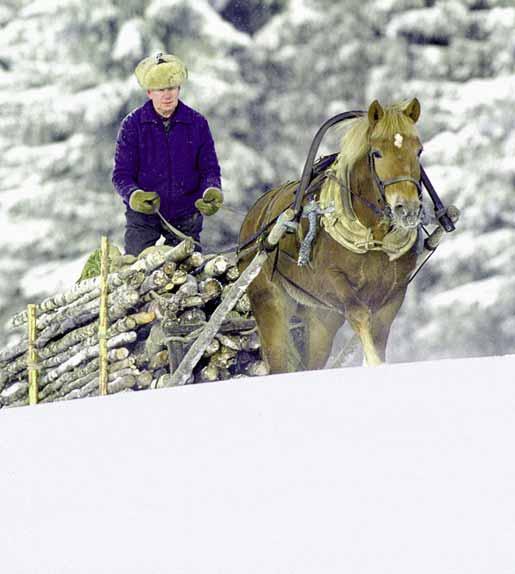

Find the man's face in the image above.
[{"left": 147, "top": 86, "right": 180, "bottom": 117}]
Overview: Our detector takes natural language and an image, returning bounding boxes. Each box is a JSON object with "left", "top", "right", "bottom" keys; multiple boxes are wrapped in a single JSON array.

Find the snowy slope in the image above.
[{"left": 1, "top": 355, "right": 515, "bottom": 574}]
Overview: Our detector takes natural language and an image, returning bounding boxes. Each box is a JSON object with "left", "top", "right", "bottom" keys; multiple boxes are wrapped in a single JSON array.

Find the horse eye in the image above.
[{"left": 372, "top": 150, "right": 382, "bottom": 159}]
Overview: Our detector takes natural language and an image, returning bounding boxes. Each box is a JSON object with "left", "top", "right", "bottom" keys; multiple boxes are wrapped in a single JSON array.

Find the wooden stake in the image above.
[
  {"left": 98, "top": 236, "right": 110, "bottom": 396},
  {"left": 27, "top": 304, "right": 38, "bottom": 405}
]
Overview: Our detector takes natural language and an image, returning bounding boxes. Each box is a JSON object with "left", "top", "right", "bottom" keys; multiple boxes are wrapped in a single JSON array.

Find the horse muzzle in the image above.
[{"left": 391, "top": 200, "right": 422, "bottom": 229}]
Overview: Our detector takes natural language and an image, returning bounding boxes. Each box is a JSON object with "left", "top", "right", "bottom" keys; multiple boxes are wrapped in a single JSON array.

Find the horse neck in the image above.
[{"left": 349, "top": 156, "right": 389, "bottom": 236}]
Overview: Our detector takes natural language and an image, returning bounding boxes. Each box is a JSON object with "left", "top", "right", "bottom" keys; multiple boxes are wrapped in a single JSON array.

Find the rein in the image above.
[{"left": 227, "top": 110, "right": 455, "bottom": 281}]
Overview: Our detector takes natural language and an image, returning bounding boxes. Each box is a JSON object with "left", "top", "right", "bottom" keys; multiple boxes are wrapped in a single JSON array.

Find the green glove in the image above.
[
  {"left": 195, "top": 187, "right": 223, "bottom": 216},
  {"left": 129, "top": 190, "right": 161, "bottom": 214}
]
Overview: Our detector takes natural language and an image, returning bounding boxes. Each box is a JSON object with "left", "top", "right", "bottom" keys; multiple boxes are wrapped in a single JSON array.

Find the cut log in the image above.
[
  {"left": 169, "top": 269, "right": 188, "bottom": 286},
  {"left": 39, "top": 314, "right": 136, "bottom": 361},
  {"left": 0, "top": 337, "right": 29, "bottom": 365},
  {"left": 203, "top": 338, "right": 220, "bottom": 358},
  {"left": 225, "top": 266, "right": 240, "bottom": 282},
  {"left": 202, "top": 255, "right": 230, "bottom": 278},
  {"left": 165, "top": 208, "right": 294, "bottom": 387},
  {"left": 198, "top": 363, "right": 219, "bottom": 382},
  {"left": 41, "top": 357, "right": 137, "bottom": 402},
  {"left": 44, "top": 335, "right": 134, "bottom": 384},
  {"left": 176, "top": 275, "right": 199, "bottom": 297},
  {"left": 235, "top": 293, "right": 251, "bottom": 315},
  {"left": 144, "top": 323, "right": 167, "bottom": 359},
  {"left": 216, "top": 334, "right": 241, "bottom": 351},
  {"left": 6, "top": 240, "right": 194, "bottom": 332},
  {"left": 35, "top": 320, "right": 138, "bottom": 377},
  {"left": 0, "top": 381, "right": 28, "bottom": 406},
  {"left": 38, "top": 357, "right": 99, "bottom": 399},
  {"left": 198, "top": 278, "right": 223, "bottom": 302},
  {"left": 180, "top": 252, "right": 205, "bottom": 271},
  {"left": 6, "top": 276, "right": 121, "bottom": 330},
  {"left": 36, "top": 287, "right": 140, "bottom": 348},
  {"left": 209, "top": 346, "right": 237, "bottom": 369},
  {"left": 162, "top": 261, "right": 177, "bottom": 277},
  {"left": 246, "top": 361, "right": 269, "bottom": 376},
  {"left": 240, "top": 331, "right": 261, "bottom": 351},
  {"left": 181, "top": 295, "right": 204, "bottom": 309},
  {"left": 34, "top": 287, "right": 101, "bottom": 332},
  {"left": 161, "top": 318, "right": 256, "bottom": 337},
  {"left": 131, "top": 310, "right": 156, "bottom": 326},
  {"left": 59, "top": 373, "right": 137, "bottom": 402},
  {"left": 140, "top": 269, "right": 169, "bottom": 294},
  {"left": 178, "top": 308, "right": 207, "bottom": 325},
  {"left": 135, "top": 371, "right": 153, "bottom": 389},
  {"left": 147, "top": 350, "right": 169, "bottom": 371}
]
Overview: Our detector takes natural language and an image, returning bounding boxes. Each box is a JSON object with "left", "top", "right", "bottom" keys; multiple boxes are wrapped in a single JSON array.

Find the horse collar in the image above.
[{"left": 318, "top": 163, "right": 419, "bottom": 261}]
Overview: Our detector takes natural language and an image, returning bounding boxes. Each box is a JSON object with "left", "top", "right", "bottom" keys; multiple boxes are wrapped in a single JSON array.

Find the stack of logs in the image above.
[{"left": 0, "top": 239, "right": 268, "bottom": 409}]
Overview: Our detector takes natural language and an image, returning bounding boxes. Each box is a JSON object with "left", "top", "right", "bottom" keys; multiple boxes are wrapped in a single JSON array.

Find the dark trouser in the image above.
[{"left": 124, "top": 209, "right": 203, "bottom": 256}]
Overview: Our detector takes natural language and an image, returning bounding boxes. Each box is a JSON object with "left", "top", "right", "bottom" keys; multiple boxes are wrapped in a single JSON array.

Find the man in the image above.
[{"left": 112, "top": 52, "right": 223, "bottom": 255}]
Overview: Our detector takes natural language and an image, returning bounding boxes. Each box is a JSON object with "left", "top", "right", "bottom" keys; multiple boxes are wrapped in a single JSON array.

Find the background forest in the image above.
[{"left": 0, "top": 0, "right": 514, "bottom": 362}]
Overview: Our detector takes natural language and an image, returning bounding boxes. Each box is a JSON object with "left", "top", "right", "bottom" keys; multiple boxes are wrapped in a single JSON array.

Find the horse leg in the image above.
[
  {"left": 348, "top": 293, "right": 406, "bottom": 366},
  {"left": 297, "top": 306, "right": 345, "bottom": 370},
  {"left": 368, "top": 294, "right": 407, "bottom": 364},
  {"left": 347, "top": 309, "right": 383, "bottom": 366},
  {"left": 247, "top": 277, "right": 296, "bottom": 374}
]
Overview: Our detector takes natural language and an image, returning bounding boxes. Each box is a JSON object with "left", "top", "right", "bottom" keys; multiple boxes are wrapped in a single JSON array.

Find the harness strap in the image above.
[
  {"left": 326, "top": 172, "right": 385, "bottom": 219},
  {"left": 273, "top": 256, "right": 343, "bottom": 313}
]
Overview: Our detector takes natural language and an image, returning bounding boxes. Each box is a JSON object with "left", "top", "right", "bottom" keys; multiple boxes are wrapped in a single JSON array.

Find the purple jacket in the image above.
[{"left": 112, "top": 99, "right": 222, "bottom": 221}]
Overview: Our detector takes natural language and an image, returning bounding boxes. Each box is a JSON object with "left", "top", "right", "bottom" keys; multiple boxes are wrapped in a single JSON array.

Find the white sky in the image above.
[{"left": 1, "top": 354, "right": 515, "bottom": 574}]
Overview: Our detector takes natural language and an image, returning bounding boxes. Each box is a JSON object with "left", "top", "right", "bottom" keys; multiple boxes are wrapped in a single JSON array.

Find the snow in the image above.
[
  {"left": 145, "top": 0, "right": 250, "bottom": 49},
  {"left": 386, "top": 3, "right": 468, "bottom": 42},
  {"left": 430, "top": 274, "right": 514, "bottom": 310},
  {"left": 19, "top": 255, "right": 88, "bottom": 299},
  {"left": 20, "top": 0, "right": 81, "bottom": 18},
  {"left": 254, "top": 0, "right": 321, "bottom": 50},
  {"left": 111, "top": 19, "right": 145, "bottom": 62},
  {"left": 1, "top": 355, "right": 515, "bottom": 573}
]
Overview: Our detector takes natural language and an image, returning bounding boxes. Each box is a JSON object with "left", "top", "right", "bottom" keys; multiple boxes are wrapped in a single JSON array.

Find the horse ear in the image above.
[
  {"left": 403, "top": 97, "right": 421, "bottom": 123},
  {"left": 368, "top": 100, "right": 384, "bottom": 127}
]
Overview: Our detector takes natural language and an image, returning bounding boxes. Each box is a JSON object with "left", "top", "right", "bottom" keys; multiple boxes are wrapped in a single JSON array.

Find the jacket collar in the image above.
[{"left": 140, "top": 99, "right": 193, "bottom": 125}]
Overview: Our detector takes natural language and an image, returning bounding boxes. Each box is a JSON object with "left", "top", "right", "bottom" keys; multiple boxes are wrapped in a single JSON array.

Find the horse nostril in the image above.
[{"left": 394, "top": 204, "right": 407, "bottom": 218}]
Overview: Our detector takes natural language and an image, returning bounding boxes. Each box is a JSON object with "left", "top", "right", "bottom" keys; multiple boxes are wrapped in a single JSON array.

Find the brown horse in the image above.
[{"left": 238, "top": 98, "right": 425, "bottom": 372}]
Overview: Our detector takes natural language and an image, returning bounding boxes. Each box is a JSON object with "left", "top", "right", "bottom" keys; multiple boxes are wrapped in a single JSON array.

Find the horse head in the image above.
[{"left": 366, "top": 98, "right": 423, "bottom": 230}]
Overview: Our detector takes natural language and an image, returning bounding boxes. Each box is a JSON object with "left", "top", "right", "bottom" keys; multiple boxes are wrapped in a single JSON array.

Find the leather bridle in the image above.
[{"left": 365, "top": 151, "right": 423, "bottom": 220}]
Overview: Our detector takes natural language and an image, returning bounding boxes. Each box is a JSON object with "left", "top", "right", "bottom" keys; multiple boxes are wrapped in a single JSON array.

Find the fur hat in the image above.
[{"left": 134, "top": 52, "right": 188, "bottom": 90}]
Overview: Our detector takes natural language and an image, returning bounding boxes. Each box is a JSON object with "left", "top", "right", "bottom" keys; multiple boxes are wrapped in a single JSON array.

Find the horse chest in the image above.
[{"left": 314, "top": 249, "right": 411, "bottom": 311}]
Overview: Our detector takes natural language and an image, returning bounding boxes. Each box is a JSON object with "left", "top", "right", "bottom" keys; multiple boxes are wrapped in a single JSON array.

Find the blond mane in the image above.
[{"left": 332, "top": 101, "right": 420, "bottom": 182}]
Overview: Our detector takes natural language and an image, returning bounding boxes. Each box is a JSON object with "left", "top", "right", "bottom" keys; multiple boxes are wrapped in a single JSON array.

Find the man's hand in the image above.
[
  {"left": 195, "top": 187, "right": 223, "bottom": 216},
  {"left": 129, "top": 190, "right": 161, "bottom": 214}
]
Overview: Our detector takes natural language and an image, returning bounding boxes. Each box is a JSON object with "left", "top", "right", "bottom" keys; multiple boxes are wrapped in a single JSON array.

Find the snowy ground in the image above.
[{"left": 1, "top": 355, "right": 515, "bottom": 574}]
